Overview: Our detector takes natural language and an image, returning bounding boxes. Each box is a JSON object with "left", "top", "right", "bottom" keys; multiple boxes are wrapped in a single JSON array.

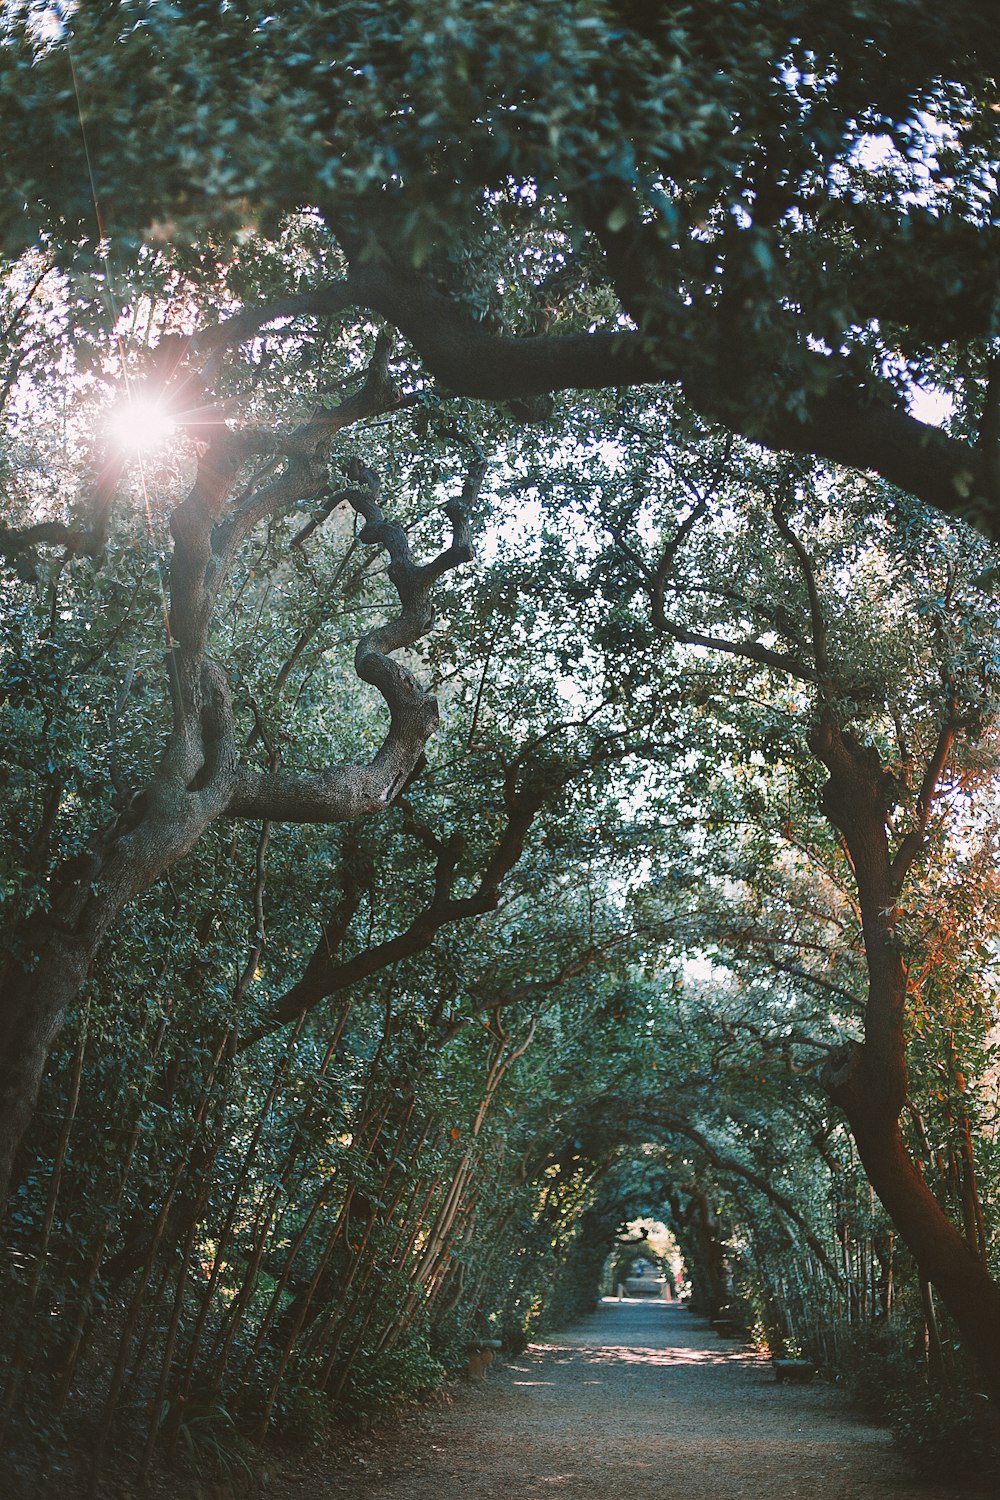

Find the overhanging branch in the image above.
[{"left": 192, "top": 258, "right": 998, "bottom": 531}]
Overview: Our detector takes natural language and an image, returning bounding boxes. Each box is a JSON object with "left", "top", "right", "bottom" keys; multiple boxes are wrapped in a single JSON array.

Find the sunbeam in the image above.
[{"left": 107, "top": 394, "right": 176, "bottom": 455}]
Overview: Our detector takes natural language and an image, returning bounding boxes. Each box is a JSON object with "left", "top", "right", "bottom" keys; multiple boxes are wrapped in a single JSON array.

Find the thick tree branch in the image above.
[
  {"left": 193, "top": 264, "right": 666, "bottom": 396},
  {"left": 0, "top": 352, "right": 468, "bottom": 1210},
  {"left": 192, "top": 261, "right": 1000, "bottom": 530},
  {"left": 226, "top": 462, "right": 475, "bottom": 824}
]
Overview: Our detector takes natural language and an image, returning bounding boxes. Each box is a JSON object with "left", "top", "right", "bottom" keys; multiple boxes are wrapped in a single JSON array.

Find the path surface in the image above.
[{"left": 302, "top": 1300, "right": 985, "bottom": 1500}]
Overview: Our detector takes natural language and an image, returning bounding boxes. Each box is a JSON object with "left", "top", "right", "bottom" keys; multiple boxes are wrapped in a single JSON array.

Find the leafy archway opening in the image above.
[{"left": 602, "top": 1217, "right": 688, "bottom": 1301}]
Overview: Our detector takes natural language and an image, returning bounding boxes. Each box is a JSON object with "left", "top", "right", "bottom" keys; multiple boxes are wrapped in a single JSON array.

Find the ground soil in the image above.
[{"left": 286, "top": 1298, "right": 992, "bottom": 1500}]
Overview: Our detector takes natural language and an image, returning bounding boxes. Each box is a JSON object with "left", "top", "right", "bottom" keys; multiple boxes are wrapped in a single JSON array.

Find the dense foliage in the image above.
[{"left": 1, "top": 2, "right": 999, "bottom": 1493}]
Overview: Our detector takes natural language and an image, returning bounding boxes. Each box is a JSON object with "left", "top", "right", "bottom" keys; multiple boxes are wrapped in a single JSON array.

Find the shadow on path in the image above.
[{"left": 310, "top": 1300, "right": 986, "bottom": 1500}]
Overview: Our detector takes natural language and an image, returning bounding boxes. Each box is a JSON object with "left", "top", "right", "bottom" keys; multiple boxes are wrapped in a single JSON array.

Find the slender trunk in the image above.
[
  {"left": 920, "top": 1277, "right": 946, "bottom": 1388},
  {"left": 0, "top": 1010, "right": 87, "bottom": 1442},
  {"left": 0, "top": 936, "right": 93, "bottom": 1214},
  {"left": 958, "top": 1117, "right": 988, "bottom": 1265},
  {"left": 0, "top": 781, "right": 226, "bottom": 1215}
]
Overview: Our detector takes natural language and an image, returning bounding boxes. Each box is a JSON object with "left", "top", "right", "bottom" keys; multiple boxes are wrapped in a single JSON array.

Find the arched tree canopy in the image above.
[
  {"left": 2, "top": 6, "right": 1000, "bottom": 1492},
  {"left": 2, "top": 0, "right": 998, "bottom": 527}
]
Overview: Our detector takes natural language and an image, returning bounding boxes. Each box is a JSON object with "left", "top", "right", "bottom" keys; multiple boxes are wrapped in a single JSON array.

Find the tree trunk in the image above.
[
  {"left": 0, "top": 445, "right": 472, "bottom": 1217},
  {"left": 0, "top": 766, "right": 229, "bottom": 1216},
  {"left": 811, "top": 719, "right": 1000, "bottom": 1401},
  {"left": 832, "top": 1058, "right": 1000, "bottom": 1397}
]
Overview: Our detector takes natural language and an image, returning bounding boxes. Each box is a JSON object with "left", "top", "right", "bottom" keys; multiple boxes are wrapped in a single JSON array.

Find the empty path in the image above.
[{"left": 306, "top": 1300, "right": 985, "bottom": 1500}]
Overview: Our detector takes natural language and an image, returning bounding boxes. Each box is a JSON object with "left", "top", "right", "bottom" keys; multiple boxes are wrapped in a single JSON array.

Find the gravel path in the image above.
[{"left": 309, "top": 1299, "right": 987, "bottom": 1500}]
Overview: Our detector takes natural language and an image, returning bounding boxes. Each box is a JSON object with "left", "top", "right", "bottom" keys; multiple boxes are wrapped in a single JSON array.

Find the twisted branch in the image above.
[{"left": 226, "top": 460, "right": 477, "bottom": 823}]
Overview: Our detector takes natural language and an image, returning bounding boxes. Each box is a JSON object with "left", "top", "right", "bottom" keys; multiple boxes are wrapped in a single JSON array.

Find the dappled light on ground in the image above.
[
  {"left": 314, "top": 1299, "right": 985, "bottom": 1500},
  {"left": 517, "top": 1342, "right": 739, "bottom": 1368},
  {"left": 535, "top": 1297, "right": 756, "bottom": 1367}
]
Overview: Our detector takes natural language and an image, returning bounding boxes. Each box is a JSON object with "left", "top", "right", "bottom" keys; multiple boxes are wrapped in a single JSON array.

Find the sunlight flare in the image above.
[{"left": 107, "top": 395, "right": 176, "bottom": 455}]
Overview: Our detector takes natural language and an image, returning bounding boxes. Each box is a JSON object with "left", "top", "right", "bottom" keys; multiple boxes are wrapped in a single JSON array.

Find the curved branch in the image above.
[
  {"left": 226, "top": 463, "right": 475, "bottom": 823},
  {"left": 0, "top": 454, "right": 126, "bottom": 570},
  {"left": 664, "top": 1119, "right": 842, "bottom": 1282},
  {"left": 609, "top": 498, "right": 816, "bottom": 681},
  {"left": 193, "top": 264, "right": 666, "bottom": 395},
  {"left": 192, "top": 259, "right": 1000, "bottom": 531},
  {"left": 770, "top": 489, "right": 829, "bottom": 679},
  {"left": 758, "top": 950, "right": 863, "bottom": 1013},
  {"left": 238, "top": 731, "right": 570, "bottom": 1048}
]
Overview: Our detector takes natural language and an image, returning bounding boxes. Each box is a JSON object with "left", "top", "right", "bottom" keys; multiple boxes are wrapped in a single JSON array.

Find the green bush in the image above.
[
  {"left": 335, "top": 1338, "right": 444, "bottom": 1425},
  {"left": 890, "top": 1388, "right": 999, "bottom": 1485},
  {"left": 836, "top": 1339, "right": 1000, "bottom": 1483},
  {"left": 272, "top": 1385, "right": 338, "bottom": 1447},
  {"left": 840, "top": 1344, "right": 918, "bottom": 1422}
]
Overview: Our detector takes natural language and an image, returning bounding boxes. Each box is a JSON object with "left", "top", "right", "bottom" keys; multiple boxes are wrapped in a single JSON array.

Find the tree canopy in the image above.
[
  {"left": 2, "top": 0, "right": 999, "bottom": 522},
  {"left": 1, "top": 3, "right": 1000, "bottom": 1493}
]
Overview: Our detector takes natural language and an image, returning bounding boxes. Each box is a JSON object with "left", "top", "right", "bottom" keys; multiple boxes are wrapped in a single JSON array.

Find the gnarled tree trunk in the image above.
[
  {"left": 0, "top": 347, "right": 475, "bottom": 1216},
  {"left": 812, "top": 719, "right": 1000, "bottom": 1400}
]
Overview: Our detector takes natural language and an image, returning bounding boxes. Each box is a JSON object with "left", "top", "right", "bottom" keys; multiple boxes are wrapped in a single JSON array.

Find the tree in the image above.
[
  {"left": 562, "top": 412, "right": 1000, "bottom": 1392},
  {"left": 2, "top": 2, "right": 997, "bottom": 524},
  {"left": 1, "top": 1, "right": 997, "bottom": 1183},
  {"left": 0, "top": 367, "right": 663, "bottom": 1480},
  {"left": 2, "top": 3, "right": 1000, "bottom": 1480},
  {"left": 0, "top": 312, "right": 488, "bottom": 1209}
]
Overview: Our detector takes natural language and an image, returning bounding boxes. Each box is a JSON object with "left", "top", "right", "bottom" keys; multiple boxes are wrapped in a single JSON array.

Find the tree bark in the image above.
[
  {"left": 842, "top": 1090, "right": 1000, "bottom": 1392},
  {"left": 0, "top": 389, "right": 474, "bottom": 1216},
  {"left": 0, "top": 783, "right": 227, "bottom": 1212},
  {"left": 813, "top": 720, "right": 1000, "bottom": 1400},
  {"left": 198, "top": 259, "right": 1000, "bottom": 535}
]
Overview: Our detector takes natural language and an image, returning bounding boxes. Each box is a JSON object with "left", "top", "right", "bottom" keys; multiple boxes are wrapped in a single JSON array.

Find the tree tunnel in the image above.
[{"left": 510, "top": 1095, "right": 840, "bottom": 1357}]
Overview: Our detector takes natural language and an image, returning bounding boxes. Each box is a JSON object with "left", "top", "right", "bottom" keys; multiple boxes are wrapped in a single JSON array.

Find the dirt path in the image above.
[{"left": 301, "top": 1299, "right": 987, "bottom": 1500}]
